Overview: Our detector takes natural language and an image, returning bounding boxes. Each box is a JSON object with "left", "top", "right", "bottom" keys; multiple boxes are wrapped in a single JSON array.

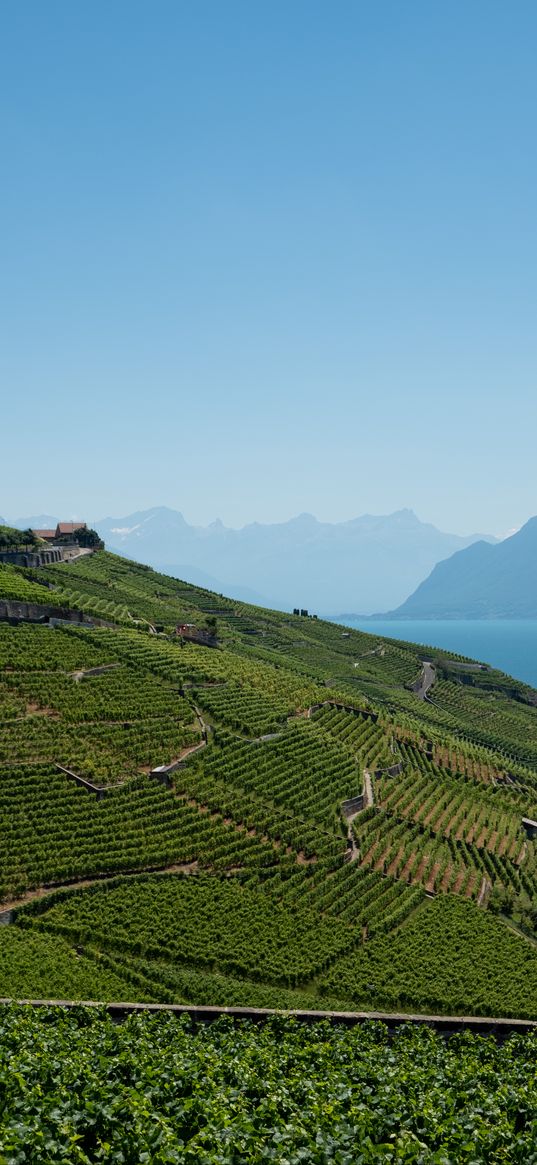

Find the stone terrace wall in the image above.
[
  {"left": 0, "top": 548, "right": 64, "bottom": 567},
  {"left": 0, "top": 999, "right": 534, "bottom": 1038},
  {"left": 0, "top": 600, "right": 115, "bottom": 629},
  {"left": 0, "top": 600, "right": 87, "bottom": 624}
]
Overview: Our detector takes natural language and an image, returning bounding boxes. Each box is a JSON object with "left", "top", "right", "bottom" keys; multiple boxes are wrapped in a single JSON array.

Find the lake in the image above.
[{"left": 336, "top": 619, "right": 537, "bottom": 689}]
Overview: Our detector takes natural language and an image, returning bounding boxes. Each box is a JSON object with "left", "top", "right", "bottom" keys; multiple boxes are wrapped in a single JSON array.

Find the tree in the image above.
[
  {"left": 74, "top": 527, "right": 105, "bottom": 550},
  {"left": 0, "top": 525, "right": 39, "bottom": 551}
]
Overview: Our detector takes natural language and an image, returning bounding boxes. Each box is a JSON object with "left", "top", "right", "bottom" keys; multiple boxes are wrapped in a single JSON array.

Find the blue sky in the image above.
[{"left": 1, "top": 1, "right": 536, "bottom": 535}]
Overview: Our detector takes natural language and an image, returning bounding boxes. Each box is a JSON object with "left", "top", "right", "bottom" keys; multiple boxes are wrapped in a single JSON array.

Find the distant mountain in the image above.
[
  {"left": 9, "top": 514, "right": 59, "bottom": 531},
  {"left": 91, "top": 506, "right": 496, "bottom": 615},
  {"left": 386, "top": 517, "right": 537, "bottom": 618}
]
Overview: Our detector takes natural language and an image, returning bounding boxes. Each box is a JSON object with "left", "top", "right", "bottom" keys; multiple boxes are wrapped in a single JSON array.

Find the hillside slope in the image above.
[
  {"left": 388, "top": 516, "right": 537, "bottom": 618},
  {"left": 1, "top": 550, "right": 537, "bottom": 1019}
]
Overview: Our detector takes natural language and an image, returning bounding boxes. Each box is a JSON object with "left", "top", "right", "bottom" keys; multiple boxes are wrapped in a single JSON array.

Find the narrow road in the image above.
[
  {"left": 342, "top": 770, "right": 374, "bottom": 863},
  {"left": 346, "top": 821, "right": 360, "bottom": 862},
  {"left": 413, "top": 661, "right": 436, "bottom": 701}
]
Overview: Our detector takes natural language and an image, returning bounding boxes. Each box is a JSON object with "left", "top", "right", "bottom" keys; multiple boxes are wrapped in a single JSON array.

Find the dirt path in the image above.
[
  {"left": 362, "top": 770, "right": 374, "bottom": 808},
  {"left": 345, "top": 818, "right": 360, "bottom": 862},
  {"left": 477, "top": 876, "right": 491, "bottom": 907},
  {"left": 71, "top": 663, "right": 122, "bottom": 682},
  {"left": 0, "top": 861, "right": 200, "bottom": 920},
  {"left": 341, "top": 769, "right": 374, "bottom": 864}
]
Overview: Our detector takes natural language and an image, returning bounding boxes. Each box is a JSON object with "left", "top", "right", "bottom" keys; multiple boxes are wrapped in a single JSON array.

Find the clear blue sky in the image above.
[{"left": 1, "top": 1, "right": 536, "bottom": 535}]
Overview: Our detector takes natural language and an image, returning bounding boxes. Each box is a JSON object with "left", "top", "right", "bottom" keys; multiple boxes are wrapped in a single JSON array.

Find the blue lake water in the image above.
[{"left": 336, "top": 619, "right": 537, "bottom": 689}]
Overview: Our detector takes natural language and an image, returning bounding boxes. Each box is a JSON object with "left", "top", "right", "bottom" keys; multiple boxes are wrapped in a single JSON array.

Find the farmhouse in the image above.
[
  {"left": 0, "top": 521, "right": 98, "bottom": 569},
  {"left": 32, "top": 522, "right": 87, "bottom": 543}
]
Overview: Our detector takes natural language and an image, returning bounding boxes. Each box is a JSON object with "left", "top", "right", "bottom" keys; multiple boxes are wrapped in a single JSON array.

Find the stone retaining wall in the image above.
[
  {"left": 0, "top": 998, "right": 534, "bottom": 1038},
  {"left": 0, "top": 548, "right": 64, "bottom": 567},
  {"left": 75, "top": 664, "right": 122, "bottom": 679},
  {"left": 341, "top": 794, "right": 364, "bottom": 817},
  {"left": 54, "top": 764, "right": 124, "bottom": 799},
  {"left": 374, "top": 762, "right": 404, "bottom": 778},
  {"left": 149, "top": 741, "right": 207, "bottom": 787},
  {"left": 0, "top": 600, "right": 114, "bottom": 629}
]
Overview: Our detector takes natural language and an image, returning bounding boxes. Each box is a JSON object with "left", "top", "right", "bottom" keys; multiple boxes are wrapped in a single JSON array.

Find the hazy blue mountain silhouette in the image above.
[
  {"left": 10, "top": 515, "right": 60, "bottom": 529},
  {"left": 387, "top": 518, "right": 537, "bottom": 618}
]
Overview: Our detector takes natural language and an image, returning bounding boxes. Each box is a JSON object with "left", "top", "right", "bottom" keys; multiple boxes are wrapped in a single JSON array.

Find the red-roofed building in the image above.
[
  {"left": 56, "top": 522, "right": 87, "bottom": 537},
  {"left": 31, "top": 522, "right": 87, "bottom": 543}
]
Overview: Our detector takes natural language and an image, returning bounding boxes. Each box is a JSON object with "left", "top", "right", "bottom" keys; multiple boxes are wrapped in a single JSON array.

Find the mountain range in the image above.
[
  {"left": 386, "top": 516, "right": 537, "bottom": 619},
  {"left": 5, "top": 506, "right": 495, "bottom": 615}
]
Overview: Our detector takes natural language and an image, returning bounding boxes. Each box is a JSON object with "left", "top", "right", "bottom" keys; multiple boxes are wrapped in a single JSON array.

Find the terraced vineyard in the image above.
[
  {"left": 376, "top": 765, "right": 524, "bottom": 859},
  {"left": 0, "top": 764, "right": 273, "bottom": 899},
  {"left": 1, "top": 548, "right": 537, "bottom": 1022},
  {"left": 312, "top": 704, "right": 396, "bottom": 770},
  {"left": 192, "top": 680, "right": 292, "bottom": 735},
  {"left": 0, "top": 564, "right": 57, "bottom": 605},
  {"left": 323, "top": 893, "right": 537, "bottom": 1018},
  {"left": 431, "top": 678, "right": 537, "bottom": 767}
]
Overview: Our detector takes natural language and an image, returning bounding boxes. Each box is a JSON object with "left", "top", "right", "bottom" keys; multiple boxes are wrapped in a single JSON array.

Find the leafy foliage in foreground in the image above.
[{"left": 1, "top": 1008, "right": 537, "bottom": 1164}]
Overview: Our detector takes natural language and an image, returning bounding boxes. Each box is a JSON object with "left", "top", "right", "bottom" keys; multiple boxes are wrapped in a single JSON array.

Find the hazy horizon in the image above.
[
  {"left": 0, "top": 501, "right": 528, "bottom": 543},
  {"left": 2, "top": 501, "right": 516, "bottom": 541}
]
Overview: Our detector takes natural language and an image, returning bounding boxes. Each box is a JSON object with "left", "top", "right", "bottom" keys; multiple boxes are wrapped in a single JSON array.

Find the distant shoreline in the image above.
[
  {"left": 326, "top": 616, "right": 537, "bottom": 689},
  {"left": 328, "top": 613, "right": 537, "bottom": 622}
]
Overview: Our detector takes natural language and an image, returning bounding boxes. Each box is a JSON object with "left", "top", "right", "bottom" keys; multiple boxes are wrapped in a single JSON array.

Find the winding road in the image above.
[{"left": 413, "top": 661, "right": 436, "bottom": 700}]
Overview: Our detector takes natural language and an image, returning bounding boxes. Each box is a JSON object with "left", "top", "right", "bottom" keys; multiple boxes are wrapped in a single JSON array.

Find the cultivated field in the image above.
[{"left": 1, "top": 550, "right": 537, "bottom": 1018}]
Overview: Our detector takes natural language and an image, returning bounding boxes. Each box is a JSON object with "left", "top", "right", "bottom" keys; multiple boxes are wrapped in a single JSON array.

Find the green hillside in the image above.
[{"left": 2, "top": 549, "right": 537, "bottom": 1017}]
